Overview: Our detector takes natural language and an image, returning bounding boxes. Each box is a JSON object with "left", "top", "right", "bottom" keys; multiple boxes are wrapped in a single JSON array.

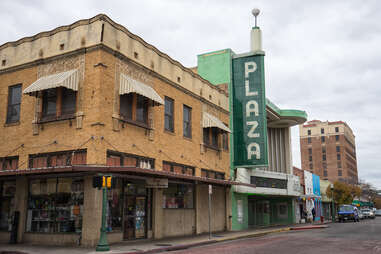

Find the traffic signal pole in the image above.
[{"left": 96, "top": 184, "right": 110, "bottom": 251}]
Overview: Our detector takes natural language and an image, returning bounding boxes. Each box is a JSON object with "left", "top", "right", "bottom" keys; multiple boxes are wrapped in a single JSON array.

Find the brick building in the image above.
[
  {"left": 299, "top": 120, "right": 358, "bottom": 184},
  {"left": 0, "top": 14, "right": 234, "bottom": 246}
]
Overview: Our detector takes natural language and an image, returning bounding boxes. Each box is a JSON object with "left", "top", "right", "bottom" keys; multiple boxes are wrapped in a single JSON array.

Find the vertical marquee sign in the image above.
[{"left": 232, "top": 53, "right": 268, "bottom": 167}]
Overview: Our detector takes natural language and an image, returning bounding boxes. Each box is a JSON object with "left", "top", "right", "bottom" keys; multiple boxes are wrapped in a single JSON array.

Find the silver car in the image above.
[{"left": 362, "top": 209, "right": 375, "bottom": 219}]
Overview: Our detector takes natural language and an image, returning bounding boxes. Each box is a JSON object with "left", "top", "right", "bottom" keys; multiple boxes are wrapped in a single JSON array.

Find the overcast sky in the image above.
[{"left": 1, "top": 0, "right": 380, "bottom": 188}]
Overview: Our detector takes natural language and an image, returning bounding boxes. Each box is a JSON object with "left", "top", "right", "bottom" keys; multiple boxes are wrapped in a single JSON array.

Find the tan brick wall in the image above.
[{"left": 1, "top": 48, "right": 229, "bottom": 176}]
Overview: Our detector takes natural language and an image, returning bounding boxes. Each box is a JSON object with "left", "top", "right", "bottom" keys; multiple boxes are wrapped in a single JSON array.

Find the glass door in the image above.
[
  {"left": 123, "top": 195, "right": 147, "bottom": 240},
  {"left": 135, "top": 197, "right": 146, "bottom": 239}
]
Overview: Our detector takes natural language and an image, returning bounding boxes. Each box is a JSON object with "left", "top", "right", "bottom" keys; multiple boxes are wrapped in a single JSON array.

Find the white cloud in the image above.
[{"left": 1, "top": 0, "right": 380, "bottom": 188}]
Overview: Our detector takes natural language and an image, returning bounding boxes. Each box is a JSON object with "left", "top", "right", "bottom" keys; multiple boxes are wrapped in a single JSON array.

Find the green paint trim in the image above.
[
  {"left": 266, "top": 98, "right": 307, "bottom": 122},
  {"left": 197, "top": 48, "right": 233, "bottom": 58}
]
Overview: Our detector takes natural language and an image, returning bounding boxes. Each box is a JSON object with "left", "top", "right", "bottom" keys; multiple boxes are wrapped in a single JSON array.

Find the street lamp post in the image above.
[
  {"left": 96, "top": 179, "right": 110, "bottom": 251},
  {"left": 330, "top": 183, "right": 335, "bottom": 222}
]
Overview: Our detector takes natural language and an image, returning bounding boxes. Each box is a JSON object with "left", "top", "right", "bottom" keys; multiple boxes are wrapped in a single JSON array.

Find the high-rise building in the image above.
[{"left": 299, "top": 120, "right": 358, "bottom": 184}]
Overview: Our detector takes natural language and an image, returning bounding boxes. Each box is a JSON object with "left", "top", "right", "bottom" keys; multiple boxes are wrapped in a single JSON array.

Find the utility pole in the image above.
[{"left": 330, "top": 183, "right": 335, "bottom": 222}]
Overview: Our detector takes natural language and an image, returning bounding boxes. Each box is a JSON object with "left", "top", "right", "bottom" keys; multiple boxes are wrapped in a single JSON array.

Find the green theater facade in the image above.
[{"left": 197, "top": 24, "right": 307, "bottom": 230}]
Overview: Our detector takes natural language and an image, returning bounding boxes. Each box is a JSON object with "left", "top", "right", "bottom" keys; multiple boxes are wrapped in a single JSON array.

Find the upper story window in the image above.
[
  {"left": 6, "top": 84, "right": 22, "bottom": 124},
  {"left": 322, "top": 147, "right": 326, "bottom": 153},
  {"left": 119, "top": 74, "right": 164, "bottom": 128},
  {"left": 307, "top": 137, "right": 311, "bottom": 144},
  {"left": 202, "top": 112, "right": 231, "bottom": 150},
  {"left": 321, "top": 128, "right": 324, "bottom": 134},
  {"left": 162, "top": 161, "right": 194, "bottom": 176},
  {"left": 335, "top": 127, "right": 339, "bottom": 132},
  {"left": 222, "top": 132, "right": 229, "bottom": 151},
  {"left": 29, "top": 150, "right": 86, "bottom": 168},
  {"left": 1, "top": 156, "right": 19, "bottom": 170},
  {"left": 336, "top": 146, "right": 340, "bottom": 152},
  {"left": 201, "top": 169, "right": 225, "bottom": 180},
  {"left": 41, "top": 88, "right": 76, "bottom": 121},
  {"left": 22, "top": 69, "right": 79, "bottom": 123},
  {"left": 165, "top": 97, "right": 174, "bottom": 132},
  {"left": 307, "top": 130, "right": 311, "bottom": 135},
  {"left": 183, "top": 105, "right": 192, "bottom": 138},
  {"left": 107, "top": 150, "right": 154, "bottom": 169},
  {"left": 120, "top": 93, "right": 149, "bottom": 125},
  {"left": 321, "top": 136, "right": 325, "bottom": 143},
  {"left": 335, "top": 135, "right": 340, "bottom": 141},
  {"left": 308, "top": 148, "right": 312, "bottom": 155},
  {"left": 204, "top": 127, "right": 219, "bottom": 149}
]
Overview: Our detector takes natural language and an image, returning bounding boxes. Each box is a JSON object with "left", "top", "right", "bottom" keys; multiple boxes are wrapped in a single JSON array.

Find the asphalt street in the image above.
[{"left": 168, "top": 218, "right": 381, "bottom": 254}]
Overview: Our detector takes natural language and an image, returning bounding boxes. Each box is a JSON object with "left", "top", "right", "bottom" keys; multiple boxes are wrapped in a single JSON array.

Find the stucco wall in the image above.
[{"left": 162, "top": 209, "right": 195, "bottom": 237}]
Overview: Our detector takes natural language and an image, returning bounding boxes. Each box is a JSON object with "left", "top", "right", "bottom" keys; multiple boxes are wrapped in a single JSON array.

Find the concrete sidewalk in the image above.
[{"left": 0, "top": 224, "right": 327, "bottom": 254}]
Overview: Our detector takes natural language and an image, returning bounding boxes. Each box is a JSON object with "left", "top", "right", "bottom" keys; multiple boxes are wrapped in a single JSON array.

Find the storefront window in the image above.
[
  {"left": 27, "top": 177, "right": 84, "bottom": 233},
  {"left": 0, "top": 181, "right": 16, "bottom": 231},
  {"left": 163, "top": 184, "right": 194, "bottom": 209},
  {"left": 106, "top": 178, "right": 123, "bottom": 232}
]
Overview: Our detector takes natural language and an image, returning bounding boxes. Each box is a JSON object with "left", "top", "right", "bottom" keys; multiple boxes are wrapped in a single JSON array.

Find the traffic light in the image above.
[
  {"left": 92, "top": 175, "right": 115, "bottom": 189},
  {"left": 92, "top": 176, "right": 103, "bottom": 189}
]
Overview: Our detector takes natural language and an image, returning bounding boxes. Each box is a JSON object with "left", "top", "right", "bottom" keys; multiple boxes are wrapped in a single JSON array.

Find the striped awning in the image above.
[
  {"left": 23, "top": 69, "right": 79, "bottom": 95},
  {"left": 120, "top": 74, "right": 164, "bottom": 105},
  {"left": 203, "top": 112, "right": 231, "bottom": 133}
]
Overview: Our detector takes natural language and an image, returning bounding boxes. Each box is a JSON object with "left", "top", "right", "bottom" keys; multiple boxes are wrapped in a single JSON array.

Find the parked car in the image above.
[
  {"left": 338, "top": 205, "right": 359, "bottom": 222},
  {"left": 361, "top": 209, "right": 375, "bottom": 219},
  {"left": 358, "top": 209, "right": 364, "bottom": 220},
  {"left": 375, "top": 209, "right": 381, "bottom": 217}
]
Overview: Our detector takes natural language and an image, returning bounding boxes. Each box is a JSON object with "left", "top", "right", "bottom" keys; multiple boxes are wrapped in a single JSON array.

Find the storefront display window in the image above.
[
  {"left": 106, "top": 178, "right": 123, "bottom": 231},
  {"left": 163, "top": 183, "right": 194, "bottom": 209},
  {"left": 27, "top": 177, "right": 84, "bottom": 233},
  {"left": 0, "top": 181, "right": 16, "bottom": 231}
]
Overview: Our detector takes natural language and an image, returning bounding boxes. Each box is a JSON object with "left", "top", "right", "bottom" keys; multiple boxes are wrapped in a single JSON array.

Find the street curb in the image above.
[
  {"left": 122, "top": 227, "right": 291, "bottom": 254},
  {"left": 289, "top": 225, "right": 328, "bottom": 230}
]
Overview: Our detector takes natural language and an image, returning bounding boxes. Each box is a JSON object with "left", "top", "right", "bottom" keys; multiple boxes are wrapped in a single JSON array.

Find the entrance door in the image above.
[{"left": 123, "top": 196, "right": 146, "bottom": 240}]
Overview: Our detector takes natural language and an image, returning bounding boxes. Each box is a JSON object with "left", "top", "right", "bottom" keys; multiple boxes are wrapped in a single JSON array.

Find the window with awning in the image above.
[
  {"left": 23, "top": 69, "right": 79, "bottom": 95},
  {"left": 119, "top": 74, "right": 163, "bottom": 105},
  {"left": 119, "top": 74, "right": 163, "bottom": 127},
  {"left": 202, "top": 112, "right": 231, "bottom": 133},
  {"left": 202, "top": 112, "right": 231, "bottom": 150},
  {"left": 23, "top": 69, "right": 79, "bottom": 122}
]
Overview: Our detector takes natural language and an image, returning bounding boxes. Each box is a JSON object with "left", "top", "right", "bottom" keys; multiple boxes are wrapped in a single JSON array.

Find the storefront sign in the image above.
[
  {"left": 250, "top": 176, "right": 287, "bottom": 189},
  {"left": 146, "top": 178, "right": 168, "bottom": 188},
  {"left": 232, "top": 54, "right": 268, "bottom": 167}
]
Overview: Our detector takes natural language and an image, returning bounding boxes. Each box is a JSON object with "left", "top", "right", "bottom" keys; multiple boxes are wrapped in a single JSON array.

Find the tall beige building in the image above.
[{"left": 299, "top": 120, "right": 358, "bottom": 184}]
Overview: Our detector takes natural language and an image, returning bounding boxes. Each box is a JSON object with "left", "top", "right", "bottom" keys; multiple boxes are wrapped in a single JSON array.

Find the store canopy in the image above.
[
  {"left": 23, "top": 69, "right": 79, "bottom": 95},
  {"left": 203, "top": 112, "right": 231, "bottom": 133},
  {"left": 119, "top": 73, "right": 164, "bottom": 105}
]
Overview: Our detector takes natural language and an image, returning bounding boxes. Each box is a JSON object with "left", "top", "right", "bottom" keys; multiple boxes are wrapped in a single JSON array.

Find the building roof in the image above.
[{"left": 0, "top": 14, "right": 229, "bottom": 111}]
